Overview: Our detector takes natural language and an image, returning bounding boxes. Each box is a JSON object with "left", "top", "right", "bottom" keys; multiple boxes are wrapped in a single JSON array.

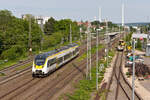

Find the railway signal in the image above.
[{"left": 99, "top": 64, "right": 104, "bottom": 72}]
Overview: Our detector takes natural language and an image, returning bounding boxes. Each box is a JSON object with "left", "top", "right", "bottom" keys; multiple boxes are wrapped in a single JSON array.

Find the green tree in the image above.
[
  {"left": 44, "top": 17, "right": 57, "bottom": 35},
  {"left": 0, "top": 10, "right": 42, "bottom": 60},
  {"left": 137, "top": 39, "right": 142, "bottom": 50},
  {"left": 91, "top": 20, "right": 100, "bottom": 26}
]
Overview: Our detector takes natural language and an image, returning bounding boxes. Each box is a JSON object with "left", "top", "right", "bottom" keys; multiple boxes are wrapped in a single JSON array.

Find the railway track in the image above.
[
  {"left": 107, "top": 51, "right": 141, "bottom": 100},
  {"left": 0, "top": 36, "right": 103, "bottom": 84},
  {"left": 0, "top": 36, "right": 104, "bottom": 76},
  {"left": 0, "top": 47, "right": 104, "bottom": 100},
  {"left": 0, "top": 58, "right": 33, "bottom": 82},
  {"left": 0, "top": 58, "right": 32, "bottom": 72},
  {"left": 0, "top": 66, "right": 31, "bottom": 85},
  {"left": 0, "top": 34, "right": 118, "bottom": 100},
  {"left": 0, "top": 37, "right": 105, "bottom": 99},
  {"left": 32, "top": 49, "right": 104, "bottom": 100}
]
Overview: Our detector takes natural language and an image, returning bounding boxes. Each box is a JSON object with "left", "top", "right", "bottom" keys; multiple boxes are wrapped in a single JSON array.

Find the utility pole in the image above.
[
  {"left": 119, "top": 25, "right": 121, "bottom": 39},
  {"left": 28, "top": 15, "right": 32, "bottom": 56},
  {"left": 86, "top": 29, "right": 89, "bottom": 79},
  {"left": 96, "top": 29, "right": 99, "bottom": 90},
  {"left": 105, "top": 19, "right": 109, "bottom": 68},
  {"left": 70, "top": 24, "right": 72, "bottom": 44},
  {"left": 89, "top": 29, "right": 92, "bottom": 80},
  {"left": 132, "top": 39, "right": 135, "bottom": 100},
  {"left": 122, "top": 3, "right": 124, "bottom": 27},
  {"left": 37, "top": 16, "right": 44, "bottom": 52},
  {"left": 40, "top": 18, "right": 44, "bottom": 51},
  {"left": 86, "top": 23, "right": 92, "bottom": 80}
]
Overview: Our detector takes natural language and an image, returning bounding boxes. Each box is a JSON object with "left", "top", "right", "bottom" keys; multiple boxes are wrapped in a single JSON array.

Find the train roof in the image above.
[
  {"left": 57, "top": 43, "right": 78, "bottom": 52},
  {"left": 35, "top": 50, "right": 57, "bottom": 59},
  {"left": 35, "top": 43, "right": 78, "bottom": 59}
]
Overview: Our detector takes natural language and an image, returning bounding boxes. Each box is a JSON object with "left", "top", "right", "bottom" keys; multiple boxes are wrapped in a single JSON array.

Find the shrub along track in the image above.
[
  {"left": 0, "top": 37, "right": 105, "bottom": 100},
  {"left": 106, "top": 51, "right": 141, "bottom": 100}
]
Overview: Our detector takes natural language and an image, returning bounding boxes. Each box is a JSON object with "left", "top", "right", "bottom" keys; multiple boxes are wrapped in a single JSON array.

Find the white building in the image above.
[
  {"left": 35, "top": 16, "right": 51, "bottom": 24},
  {"left": 22, "top": 14, "right": 51, "bottom": 24}
]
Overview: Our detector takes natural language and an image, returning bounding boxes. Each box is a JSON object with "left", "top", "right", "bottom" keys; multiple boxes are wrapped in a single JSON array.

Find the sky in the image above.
[{"left": 0, "top": 0, "right": 150, "bottom": 23}]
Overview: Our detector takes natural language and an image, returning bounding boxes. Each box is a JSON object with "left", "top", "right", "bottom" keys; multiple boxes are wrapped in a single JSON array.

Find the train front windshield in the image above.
[{"left": 35, "top": 59, "right": 45, "bottom": 65}]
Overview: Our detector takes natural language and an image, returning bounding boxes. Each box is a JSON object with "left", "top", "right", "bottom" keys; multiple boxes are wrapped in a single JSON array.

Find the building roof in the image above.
[
  {"left": 132, "top": 33, "right": 147, "bottom": 39},
  {"left": 105, "top": 32, "right": 119, "bottom": 36}
]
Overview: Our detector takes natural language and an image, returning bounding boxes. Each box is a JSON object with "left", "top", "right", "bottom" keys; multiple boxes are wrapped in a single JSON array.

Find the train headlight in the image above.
[{"left": 35, "top": 65, "right": 44, "bottom": 69}]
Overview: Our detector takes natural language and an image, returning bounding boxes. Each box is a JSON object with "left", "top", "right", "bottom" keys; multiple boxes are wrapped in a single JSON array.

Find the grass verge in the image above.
[
  {"left": 77, "top": 44, "right": 104, "bottom": 62},
  {"left": 65, "top": 49, "right": 115, "bottom": 100},
  {"left": 15, "top": 62, "right": 32, "bottom": 71},
  {"left": 0, "top": 72, "right": 6, "bottom": 76}
]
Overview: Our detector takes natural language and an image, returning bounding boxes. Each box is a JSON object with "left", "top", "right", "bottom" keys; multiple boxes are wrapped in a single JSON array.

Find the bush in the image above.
[{"left": 1, "top": 45, "right": 24, "bottom": 60}]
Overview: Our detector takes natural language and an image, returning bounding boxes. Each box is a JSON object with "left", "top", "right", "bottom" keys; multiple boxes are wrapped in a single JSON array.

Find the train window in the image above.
[
  {"left": 35, "top": 59, "right": 45, "bottom": 65},
  {"left": 48, "top": 58, "right": 56, "bottom": 66},
  {"left": 69, "top": 52, "right": 72, "bottom": 57},
  {"left": 64, "top": 54, "right": 67, "bottom": 60},
  {"left": 64, "top": 53, "right": 71, "bottom": 60},
  {"left": 64, "top": 55, "right": 67, "bottom": 60},
  {"left": 47, "top": 60, "right": 51, "bottom": 67},
  {"left": 76, "top": 48, "right": 79, "bottom": 52},
  {"left": 64, "top": 54, "right": 68, "bottom": 60},
  {"left": 74, "top": 48, "right": 79, "bottom": 54},
  {"left": 51, "top": 58, "right": 56, "bottom": 66},
  {"left": 73, "top": 51, "right": 76, "bottom": 55},
  {"left": 57, "top": 57, "right": 63, "bottom": 64},
  {"left": 70, "top": 52, "right": 73, "bottom": 56}
]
